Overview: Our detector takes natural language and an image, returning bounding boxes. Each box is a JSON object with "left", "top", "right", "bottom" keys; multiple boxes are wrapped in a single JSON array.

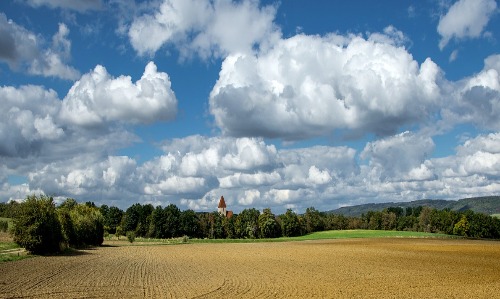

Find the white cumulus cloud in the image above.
[
  {"left": 128, "top": 0, "right": 280, "bottom": 58},
  {"left": 60, "top": 61, "right": 178, "bottom": 126},
  {"left": 437, "top": 0, "right": 498, "bottom": 49},
  {"left": 0, "top": 15, "right": 80, "bottom": 80},
  {"left": 210, "top": 30, "right": 442, "bottom": 140}
]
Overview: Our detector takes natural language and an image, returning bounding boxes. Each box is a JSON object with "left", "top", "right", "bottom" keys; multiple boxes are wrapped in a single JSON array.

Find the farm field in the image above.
[{"left": 1, "top": 238, "right": 500, "bottom": 298}]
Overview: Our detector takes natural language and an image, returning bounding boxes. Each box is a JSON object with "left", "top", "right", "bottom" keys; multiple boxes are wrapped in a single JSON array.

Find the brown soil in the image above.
[{"left": 1, "top": 238, "right": 499, "bottom": 298}]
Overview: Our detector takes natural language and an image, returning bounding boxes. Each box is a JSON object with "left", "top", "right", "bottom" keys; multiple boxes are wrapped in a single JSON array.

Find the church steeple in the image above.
[{"left": 218, "top": 196, "right": 227, "bottom": 216}]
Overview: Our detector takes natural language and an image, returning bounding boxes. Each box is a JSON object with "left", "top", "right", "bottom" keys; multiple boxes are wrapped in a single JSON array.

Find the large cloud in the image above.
[
  {"left": 442, "top": 54, "right": 500, "bottom": 130},
  {"left": 0, "top": 15, "right": 80, "bottom": 80},
  {"left": 60, "top": 61, "right": 178, "bottom": 126},
  {"left": 361, "top": 131, "right": 436, "bottom": 181},
  {"left": 210, "top": 30, "right": 442, "bottom": 140},
  {"left": 437, "top": 0, "right": 497, "bottom": 49},
  {"left": 0, "top": 61, "right": 173, "bottom": 168},
  {"left": 128, "top": 0, "right": 280, "bottom": 58}
]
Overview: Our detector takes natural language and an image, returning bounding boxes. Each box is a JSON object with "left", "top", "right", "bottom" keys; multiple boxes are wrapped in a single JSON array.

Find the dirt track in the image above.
[{"left": 1, "top": 238, "right": 499, "bottom": 298}]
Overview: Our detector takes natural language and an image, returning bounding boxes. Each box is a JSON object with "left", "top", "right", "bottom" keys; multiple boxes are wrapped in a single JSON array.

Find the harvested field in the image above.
[{"left": 1, "top": 238, "right": 499, "bottom": 298}]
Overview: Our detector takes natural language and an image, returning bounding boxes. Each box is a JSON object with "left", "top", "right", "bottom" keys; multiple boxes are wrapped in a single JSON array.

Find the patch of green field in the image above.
[
  {"left": 290, "top": 230, "right": 453, "bottom": 240},
  {"left": 492, "top": 214, "right": 500, "bottom": 219},
  {"left": 0, "top": 241, "right": 31, "bottom": 263},
  {"left": 0, "top": 254, "right": 30, "bottom": 263},
  {"left": 180, "top": 230, "right": 453, "bottom": 244},
  {"left": 0, "top": 242, "right": 19, "bottom": 251},
  {"left": 103, "top": 230, "right": 456, "bottom": 247}
]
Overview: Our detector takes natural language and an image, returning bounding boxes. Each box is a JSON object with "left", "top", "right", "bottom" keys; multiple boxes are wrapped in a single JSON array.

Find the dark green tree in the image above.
[
  {"left": 148, "top": 206, "right": 165, "bottom": 238},
  {"left": 105, "top": 206, "right": 124, "bottom": 234},
  {"left": 122, "top": 203, "right": 142, "bottom": 233},
  {"left": 164, "top": 204, "right": 181, "bottom": 238},
  {"left": 179, "top": 209, "right": 200, "bottom": 238},
  {"left": 304, "top": 207, "right": 325, "bottom": 233},
  {"left": 280, "top": 209, "right": 301, "bottom": 237},
  {"left": 258, "top": 208, "right": 280, "bottom": 238},
  {"left": 12, "top": 195, "right": 64, "bottom": 254},
  {"left": 235, "top": 208, "right": 260, "bottom": 238}
]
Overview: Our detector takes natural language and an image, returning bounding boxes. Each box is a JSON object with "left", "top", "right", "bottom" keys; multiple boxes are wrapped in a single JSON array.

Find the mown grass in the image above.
[
  {"left": 492, "top": 214, "right": 500, "bottom": 219},
  {"left": 105, "top": 230, "right": 455, "bottom": 246},
  {"left": 191, "top": 230, "right": 453, "bottom": 243},
  {"left": 0, "top": 254, "right": 30, "bottom": 263},
  {"left": 0, "top": 241, "right": 19, "bottom": 251},
  {"left": 0, "top": 241, "right": 32, "bottom": 263}
]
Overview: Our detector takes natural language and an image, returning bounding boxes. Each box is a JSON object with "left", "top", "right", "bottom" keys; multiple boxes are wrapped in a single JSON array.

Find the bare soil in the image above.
[{"left": 1, "top": 238, "right": 499, "bottom": 298}]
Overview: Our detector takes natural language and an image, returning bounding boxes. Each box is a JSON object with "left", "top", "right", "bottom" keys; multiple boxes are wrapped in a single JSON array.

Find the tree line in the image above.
[{"left": 2, "top": 195, "right": 500, "bottom": 254}]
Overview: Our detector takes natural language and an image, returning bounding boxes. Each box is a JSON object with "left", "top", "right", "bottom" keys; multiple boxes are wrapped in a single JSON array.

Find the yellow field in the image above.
[{"left": 1, "top": 238, "right": 499, "bottom": 298}]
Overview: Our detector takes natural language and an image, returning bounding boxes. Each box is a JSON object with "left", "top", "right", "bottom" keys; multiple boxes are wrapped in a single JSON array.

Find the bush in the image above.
[
  {"left": 12, "top": 195, "right": 64, "bottom": 254},
  {"left": 69, "top": 204, "right": 104, "bottom": 247},
  {"left": 0, "top": 220, "right": 8, "bottom": 232},
  {"left": 126, "top": 231, "right": 136, "bottom": 243}
]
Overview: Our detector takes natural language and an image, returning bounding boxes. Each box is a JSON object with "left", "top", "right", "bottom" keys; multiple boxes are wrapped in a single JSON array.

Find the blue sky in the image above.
[{"left": 1, "top": 0, "right": 499, "bottom": 213}]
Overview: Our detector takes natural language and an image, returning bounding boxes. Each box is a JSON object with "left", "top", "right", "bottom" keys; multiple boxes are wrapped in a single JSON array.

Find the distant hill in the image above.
[{"left": 327, "top": 196, "right": 500, "bottom": 217}]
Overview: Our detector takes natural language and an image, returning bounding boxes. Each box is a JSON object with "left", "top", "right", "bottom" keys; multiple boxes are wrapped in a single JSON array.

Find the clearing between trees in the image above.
[{"left": 1, "top": 238, "right": 499, "bottom": 298}]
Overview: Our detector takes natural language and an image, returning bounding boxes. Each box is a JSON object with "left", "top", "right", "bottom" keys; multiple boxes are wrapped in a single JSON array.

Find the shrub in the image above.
[
  {"left": 12, "top": 195, "right": 64, "bottom": 254},
  {"left": 0, "top": 220, "right": 8, "bottom": 232},
  {"left": 126, "top": 231, "right": 136, "bottom": 243},
  {"left": 58, "top": 199, "right": 105, "bottom": 247}
]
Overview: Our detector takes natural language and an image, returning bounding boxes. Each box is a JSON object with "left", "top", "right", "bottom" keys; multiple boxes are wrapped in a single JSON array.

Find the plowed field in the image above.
[{"left": 1, "top": 238, "right": 499, "bottom": 298}]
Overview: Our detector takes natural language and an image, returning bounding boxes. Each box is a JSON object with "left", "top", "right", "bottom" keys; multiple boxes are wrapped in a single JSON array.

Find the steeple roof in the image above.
[{"left": 218, "top": 196, "right": 226, "bottom": 208}]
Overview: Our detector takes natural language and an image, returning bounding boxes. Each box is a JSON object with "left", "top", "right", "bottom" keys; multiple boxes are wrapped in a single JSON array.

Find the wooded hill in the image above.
[{"left": 328, "top": 196, "right": 500, "bottom": 217}]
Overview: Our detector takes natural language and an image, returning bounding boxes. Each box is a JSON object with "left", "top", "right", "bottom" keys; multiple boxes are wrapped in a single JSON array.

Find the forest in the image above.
[{"left": 1, "top": 195, "right": 500, "bottom": 254}]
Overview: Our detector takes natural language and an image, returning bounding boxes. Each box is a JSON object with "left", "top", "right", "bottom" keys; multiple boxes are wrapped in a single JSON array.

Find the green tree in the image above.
[
  {"left": 179, "top": 209, "right": 200, "bottom": 238},
  {"left": 235, "top": 208, "right": 260, "bottom": 238},
  {"left": 122, "top": 203, "right": 142, "bottom": 233},
  {"left": 105, "top": 206, "right": 124, "bottom": 234},
  {"left": 163, "top": 204, "right": 181, "bottom": 238},
  {"left": 280, "top": 209, "right": 301, "bottom": 237},
  {"left": 258, "top": 208, "right": 280, "bottom": 238},
  {"left": 304, "top": 207, "right": 325, "bottom": 233},
  {"left": 453, "top": 215, "right": 470, "bottom": 237},
  {"left": 148, "top": 206, "right": 165, "bottom": 238},
  {"left": 69, "top": 204, "right": 105, "bottom": 246},
  {"left": 209, "top": 212, "right": 226, "bottom": 239},
  {"left": 12, "top": 195, "right": 64, "bottom": 254}
]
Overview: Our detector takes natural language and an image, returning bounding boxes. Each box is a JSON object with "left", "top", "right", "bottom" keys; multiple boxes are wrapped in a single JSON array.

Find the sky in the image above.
[{"left": 1, "top": 0, "right": 500, "bottom": 213}]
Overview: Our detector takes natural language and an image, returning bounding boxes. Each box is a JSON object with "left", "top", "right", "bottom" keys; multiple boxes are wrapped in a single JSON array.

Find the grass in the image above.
[
  {"left": 288, "top": 230, "right": 453, "bottom": 240},
  {"left": 0, "top": 253, "right": 31, "bottom": 263},
  {"left": 492, "top": 214, "right": 500, "bottom": 219},
  {"left": 105, "top": 230, "right": 454, "bottom": 246},
  {"left": 0, "top": 241, "right": 32, "bottom": 263},
  {"left": 0, "top": 242, "right": 20, "bottom": 251}
]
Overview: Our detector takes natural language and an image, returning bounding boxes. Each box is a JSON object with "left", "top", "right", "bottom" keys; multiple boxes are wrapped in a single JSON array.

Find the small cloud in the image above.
[
  {"left": 449, "top": 49, "right": 459, "bottom": 62},
  {"left": 407, "top": 5, "right": 416, "bottom": 18}
]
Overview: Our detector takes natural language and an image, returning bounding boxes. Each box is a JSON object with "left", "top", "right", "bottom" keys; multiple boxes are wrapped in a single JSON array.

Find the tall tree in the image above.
[
  {"left": 258, "top": 208, "right": 280, "bottom": 238},
  {"left": 280, "top": 209, "right": 301, "bottom": 237}
]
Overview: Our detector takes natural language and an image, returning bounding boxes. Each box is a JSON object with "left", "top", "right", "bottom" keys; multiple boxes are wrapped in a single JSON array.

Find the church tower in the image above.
[{"left": 218, "top": 196, "right": 227, "bottom": 216}]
